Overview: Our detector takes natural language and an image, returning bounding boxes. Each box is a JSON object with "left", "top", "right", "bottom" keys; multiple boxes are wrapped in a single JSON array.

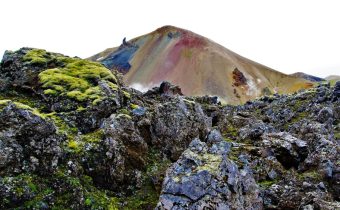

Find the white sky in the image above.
[{"left": 0, "top": 0, "right": 339, "bottom": 77}]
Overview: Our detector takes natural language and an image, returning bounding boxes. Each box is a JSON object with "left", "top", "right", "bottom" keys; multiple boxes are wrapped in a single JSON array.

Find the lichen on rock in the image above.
[{"left": 0, "top": 48, "right": 339, "bottom": 209}]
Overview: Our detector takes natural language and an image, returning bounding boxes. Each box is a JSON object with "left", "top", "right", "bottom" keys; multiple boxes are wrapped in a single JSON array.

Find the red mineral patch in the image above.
[{"left": 233, "top": 68, "right": 248, "bottom": 87}]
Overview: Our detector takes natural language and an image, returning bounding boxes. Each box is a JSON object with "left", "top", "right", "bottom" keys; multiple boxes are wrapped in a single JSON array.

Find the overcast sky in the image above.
[{"left": 1, "top": 0, "right": 339, "bottom": 77}]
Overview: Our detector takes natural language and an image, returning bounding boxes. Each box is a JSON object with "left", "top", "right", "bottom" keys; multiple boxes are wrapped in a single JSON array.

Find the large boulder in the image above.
[
  {"left": 0, "top": 100, "right": 63, "bottom": 175},
  {"left": 84, "top": 113, "right": 148, "bottom": 192},
  {"left": 156, "top": 130, "right": 262, "bottom": 210},
  {"left": 317, "top": 107, "right": 334, "bottom": 123},
  {"left": 260, "top": 132, "right": 308, "bottom": 169},
  {"left": 0, "top": 48, "right": 62, "bottom": 90},
  {"left": 151, "top": 98, "right": 211, "bottom": 160}
]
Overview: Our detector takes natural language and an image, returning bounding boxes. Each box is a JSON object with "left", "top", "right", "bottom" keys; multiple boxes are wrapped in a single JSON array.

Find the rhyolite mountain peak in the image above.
[{"left": 90, "top": 25, "right": 313, "bottom": 104}]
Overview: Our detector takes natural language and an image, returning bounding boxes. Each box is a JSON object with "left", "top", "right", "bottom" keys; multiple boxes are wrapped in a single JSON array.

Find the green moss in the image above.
[
  {"left": 120, "top": 148, "right": 171, "bottom": 210},
  {"left": 1, "top": 174, "right": 54, "bottom": 209},
  {"left": 122, "top": 91, "right": 131, "bottom": 99},
  {"left": 0, "top": 99, "right": 11, "bottom": 110},
  {"left": 24, "top": 188, "right": 54, "bottom": 209},
  {"left": 81, "top": 129, "right": 104, "bottom": 144},
  {"left": 92, "top": 98, "right": 103, "bottom": 106},
  {"left": 43, "top": 89, "right": 58, "bottom": 96},
  {"left": 44, "top": 112, "right": 78, "bottom": 136},
  {"left": 297, "top": 170, "right": 322, "bottom": 181},
  {"left": 85, "top": 198, "right": 92, "bottom": 206},
  {"left": 68, "top": 139, "right": 80, "bottom": 150},
  {"left": 258, "top": 179, "right": 276, "bottom": 188},
  {"left": 23, "top": 49, "right": 48, "bottom": 65},
  {"left": 13, "top": 102, "right": 47, "bottom": 119},
  {"left": 223, "top": 137, "right": 233, "bottom": 142},
  {"left": 65, "top": 129, "right": 104, "bottom": 154},
  {"left": 123, "top": 185, "right": 159, "bottom": 210},
  {"left": 38, "top": 57, "right": 118, "bottom": 104},
  {"left": 3, "top": 171, "right": 121, "bottom": 209},
  {"left": 130, "top": 103, "right": 139, "bottom": 109},
  {"left": 107, "top": 82, "right": 119, "bottom": 91},
  {"left": 329, "top": 79, "right": 338, "bottom": 87},
  {"left": 117, "top": 113, "right": 132, "bottom": 120},
  {"left": 0, "top": 100, "right": 47, "bottom": 119},
  {"left": 119, "top": 108, "right": 130, "bottom": 115},
  {"left": 84, "top": 192, "right": 119, "bottom": 210},
  {"left": 334, "top": 132, "right": 340, "bottom": 140},
  {"left": 0, "top": 99, "right": 11, "bottom": 105},
  {"left": 76, "top": 106, "right": 87, "bottom": 112},
  {"left": 284, "top": 111, "right": 308, "bottom": 130},
  {"left": 222, "top": 124, "right": 239, "bottom": 139},
  {"left": 0, "top": 90, "right": 47, "bottom": 111}
]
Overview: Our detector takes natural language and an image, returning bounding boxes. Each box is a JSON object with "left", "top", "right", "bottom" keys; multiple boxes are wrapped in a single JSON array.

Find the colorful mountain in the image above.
[
  {"left": 90, "top": 26, "right": 312, "bottom": 104},
  {"left": 290, "top": 72, "right": 325, "bottom": 82}
]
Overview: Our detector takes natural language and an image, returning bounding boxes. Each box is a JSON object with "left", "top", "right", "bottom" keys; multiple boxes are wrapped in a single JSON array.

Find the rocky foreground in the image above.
[{"left": 0, "top": 48, "right": 339, "bottom": 209}]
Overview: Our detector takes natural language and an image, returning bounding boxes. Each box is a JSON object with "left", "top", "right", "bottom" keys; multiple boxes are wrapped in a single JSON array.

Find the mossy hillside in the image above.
[{"left": 39, "top": 58, "right": 118, "bottom": 105}]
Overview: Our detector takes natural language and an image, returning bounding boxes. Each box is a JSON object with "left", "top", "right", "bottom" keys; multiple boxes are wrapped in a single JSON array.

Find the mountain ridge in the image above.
[{"left": 90, "top": 26, "right": 312, "bottom": 104}]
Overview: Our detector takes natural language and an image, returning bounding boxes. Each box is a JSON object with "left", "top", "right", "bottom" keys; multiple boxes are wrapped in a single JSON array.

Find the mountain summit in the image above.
[{"left": 90, "top": 26, "right": 312, "bottom": 104}]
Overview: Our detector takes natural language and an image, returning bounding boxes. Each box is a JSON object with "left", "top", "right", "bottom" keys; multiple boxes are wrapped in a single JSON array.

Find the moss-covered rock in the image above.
[
  {"left": 1, "top": 47, "right": 339, "bottom": 209},
  {"left": 23, "top": 49, "right": 49, "bottom": 65},
  {"left": 0, "top": 100, "right": 64, "bottom": 176},
  {"left": 39, "top": 58, "right": 117, "bottom": 104}
]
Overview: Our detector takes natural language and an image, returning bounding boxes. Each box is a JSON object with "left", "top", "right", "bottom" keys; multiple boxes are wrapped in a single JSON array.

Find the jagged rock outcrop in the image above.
[
  {"left": 0, "top": 48, "right": 339, "bottom": 209},
  {"left": 150, "top": 97, "right": 211, "bottom": 160},
  {"left": 156, "top": 130, "right": 262, "bottom": 210},
  {"left": 0, "top": 100, "right": 63, "bottom": 176}
]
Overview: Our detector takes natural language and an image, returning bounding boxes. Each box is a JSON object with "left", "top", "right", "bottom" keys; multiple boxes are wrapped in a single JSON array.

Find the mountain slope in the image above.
[{"left": 90, "top": 26, "right": 312, "bottom": 104}]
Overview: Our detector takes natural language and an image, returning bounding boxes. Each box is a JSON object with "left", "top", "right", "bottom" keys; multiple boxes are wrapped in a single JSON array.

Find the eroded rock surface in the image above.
[
  {"left": 0, "top": 48, "right": 339, "bottom": 209},
  {"left": 157, "top": 130, "right": 262, "bottom": 210}
]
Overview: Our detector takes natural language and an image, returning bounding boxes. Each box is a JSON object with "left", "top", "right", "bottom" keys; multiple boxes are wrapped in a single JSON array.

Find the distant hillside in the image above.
[
  {"left": 290, "top": 72, "right": 325, "bottom": 82},
  {"left": 325, "top": 75, "right": 340, "bottom": 81},
  {"left": 90, "top": 26, "right": 312, "bottom": 104},
  {"left": 325, "top": 75, "right": 340, "bottom": 86}
]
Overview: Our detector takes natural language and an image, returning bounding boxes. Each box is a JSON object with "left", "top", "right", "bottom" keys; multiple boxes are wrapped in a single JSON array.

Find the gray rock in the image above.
[
  {"left": 0, "top": 101, "right": 63, "bottom": 175},
  {"left": 156, "top": 130, "right": 262, "bottom": 210},
  {"left": 151, "top": 98, "right": 211, "bottom": 160},
  {"left": 317, "top": 107, "right": 333, "bottom": 123},
  {"left": 261, "top": 132, "right": 308, "bottom": 169}
]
